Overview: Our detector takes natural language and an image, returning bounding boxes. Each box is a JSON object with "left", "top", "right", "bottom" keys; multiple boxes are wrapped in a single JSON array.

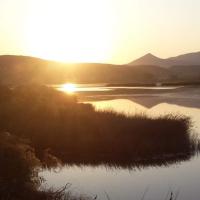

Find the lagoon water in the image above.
[{"left": 42, "top": 85, "right": 200, "bottom": 200}]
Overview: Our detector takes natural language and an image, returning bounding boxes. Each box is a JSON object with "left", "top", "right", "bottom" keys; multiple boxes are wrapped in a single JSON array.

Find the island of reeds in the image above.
[{"left": 0, "top": 84, "right": 199, "bottom": 199}]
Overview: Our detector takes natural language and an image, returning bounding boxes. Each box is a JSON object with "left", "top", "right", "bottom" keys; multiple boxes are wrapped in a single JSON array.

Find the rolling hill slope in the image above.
[
  {"left": 0, "top": 55, "right": 172, "bottom": 85},
  {"left": 129, "top": 52, "right": 200, "bottom": 68}
]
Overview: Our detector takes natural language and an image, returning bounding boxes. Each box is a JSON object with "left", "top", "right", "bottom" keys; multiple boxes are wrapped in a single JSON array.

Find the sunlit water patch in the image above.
[
  {"left": 42, "top": 156, "right": 200, "bottom": 200},
  {"left": 42, "top": 87, "right": 200, "bottom": 200},
  {"left": 52, "top": 84, "right": 182, "bottom": 94}
]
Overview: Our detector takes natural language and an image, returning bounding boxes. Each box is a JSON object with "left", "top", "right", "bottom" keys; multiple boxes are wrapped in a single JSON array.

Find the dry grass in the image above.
[{"left": 0, "top": 84, "right": 199, "bottom": 199}]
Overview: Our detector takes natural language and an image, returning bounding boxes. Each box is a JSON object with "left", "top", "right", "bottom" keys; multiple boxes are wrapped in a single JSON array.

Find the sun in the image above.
[
  {"left": 24, "top": 0, "right": 116, "bottom": 63},
  {"left": 59, "top": 83, "right": 77, "bottom": 94}
]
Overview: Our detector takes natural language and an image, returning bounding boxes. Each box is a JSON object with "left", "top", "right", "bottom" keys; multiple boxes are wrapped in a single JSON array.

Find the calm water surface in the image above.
[{"left": 42, "top": 86, "right": 200, "bottom": 200}]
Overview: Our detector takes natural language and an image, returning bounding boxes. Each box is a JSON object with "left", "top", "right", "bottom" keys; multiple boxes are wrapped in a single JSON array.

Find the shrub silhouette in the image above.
[
  {"left": 0, "top": 132, "right": 41, "bottom": 199},
  {"left": 0, "top": 84, "right": 198, "bottom": 166},
  {"left": 0, "top": 132, "right": 92, "bottom": 200}
]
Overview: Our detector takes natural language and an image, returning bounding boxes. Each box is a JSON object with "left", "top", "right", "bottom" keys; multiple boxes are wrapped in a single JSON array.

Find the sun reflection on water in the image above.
[{"left": 59, "top": 83, "right": 77, "bottom": 94}]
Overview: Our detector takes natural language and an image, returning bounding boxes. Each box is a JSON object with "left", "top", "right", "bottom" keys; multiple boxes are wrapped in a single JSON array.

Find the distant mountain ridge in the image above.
[
  {"left": 0, "top": 54, "right": 200, "bottom": 85},
  {"left": 0, "top": 55, "right": 172, "bottom": 85},
  {"left": 129, "top": 52, "right": 200, "bottom": 67}
]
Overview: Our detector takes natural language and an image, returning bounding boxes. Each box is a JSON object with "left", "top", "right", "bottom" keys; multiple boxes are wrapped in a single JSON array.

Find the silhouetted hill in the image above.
[
  {"left": 169, "top": 52, "right": 200, "bottom": 65},
  {"left": 170, "top": 65, "right": 200, "bottom": 81},
  {"left": 1, "top": 54, "right": 200, "bottom": 85},
  {"left": 0, "top": 55, "right": 73, "bottom": 84},
  {"left": 129, "top": 51, "right": 200, "bottom": 67},
  {"left": 128, "top": 53, "right": 170, "bottom": 67},
  {"left": 0, "top": 55, "right": 172, "bottom": 85}
]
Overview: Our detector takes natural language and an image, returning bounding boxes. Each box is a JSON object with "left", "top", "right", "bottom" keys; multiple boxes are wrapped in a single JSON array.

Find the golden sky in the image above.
[{"left": 0, "top": 0, "right": 200, "bottom": 64}]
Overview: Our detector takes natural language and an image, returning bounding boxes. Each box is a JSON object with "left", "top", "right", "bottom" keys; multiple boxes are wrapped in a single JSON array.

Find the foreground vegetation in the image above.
[
  {"left": 0, "top": 85, "right": 197, "bottom": 161},
  {"left": 0, "top": 133, "right": 93, "bottom": 200},
  {"left": 0, "top": 84, "right": 199, "bottom": 199}
]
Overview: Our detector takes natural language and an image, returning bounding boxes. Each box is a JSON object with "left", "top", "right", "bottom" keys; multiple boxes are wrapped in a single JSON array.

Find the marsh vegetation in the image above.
[{"left": 0, "top": 84, "right": 199, "bottom": 199}]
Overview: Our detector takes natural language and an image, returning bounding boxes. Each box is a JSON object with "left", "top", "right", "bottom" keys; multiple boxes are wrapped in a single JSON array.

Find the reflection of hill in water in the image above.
[
  {"left": 130, "top": 93, "right": 200, "bottom": 109},
  {"left": 83, "top": 86, "right": 200, "bottom": 109}
]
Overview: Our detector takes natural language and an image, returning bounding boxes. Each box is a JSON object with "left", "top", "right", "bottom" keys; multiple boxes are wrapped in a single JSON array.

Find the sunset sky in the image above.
[{"left": 0, "top": 0, "right": 200, "bottom": 64}]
